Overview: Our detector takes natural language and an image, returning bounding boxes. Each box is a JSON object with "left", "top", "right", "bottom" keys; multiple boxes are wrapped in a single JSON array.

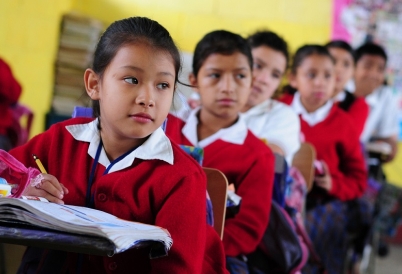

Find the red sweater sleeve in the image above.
[
  {"left": 223, "top": 145, "right": 275, "bottom": 256},
  {"left": 150, "top": 167, "right": 207, "bottom": 273},
  {"left": 328, "top": 121, "right": 367, "bottom": 200}
]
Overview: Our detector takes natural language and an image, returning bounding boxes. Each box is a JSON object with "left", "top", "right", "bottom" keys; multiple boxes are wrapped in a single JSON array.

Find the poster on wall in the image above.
[{"left": 332, "top": 0, "right": 402, "bottom": 139}]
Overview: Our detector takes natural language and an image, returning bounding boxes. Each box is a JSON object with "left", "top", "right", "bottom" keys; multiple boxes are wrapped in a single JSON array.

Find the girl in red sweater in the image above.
[
  {"left": 325, "top": 40, "right": 369, "bottom": 135},
  {"left": 166, "top": 30, "right": 275, "bottom": 273},
  {"left": 10, "top": 17, "right": 226, "bottom": 274},
  {"left": 280, "top": 45, "right": 367, "bottom": 274}
]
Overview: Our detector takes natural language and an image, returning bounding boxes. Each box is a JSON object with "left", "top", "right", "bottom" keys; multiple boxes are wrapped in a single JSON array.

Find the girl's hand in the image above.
[
  {"left": 23, "top": 174, "right": 69, "bottom": 204},
  {"left": 314, "top": 161, "right": 332, "bottom": 192}
]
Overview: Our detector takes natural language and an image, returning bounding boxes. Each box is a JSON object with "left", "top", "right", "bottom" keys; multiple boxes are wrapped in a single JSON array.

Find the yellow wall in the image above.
[
  {"left": 0, "top": 0, "right": 332, "bottom": 137},
  {"left": 72, "top": 0, "right": 332, "bottom": 54},
  {"left": 0, "top": 0, "right": 72, "bottom": 137}
]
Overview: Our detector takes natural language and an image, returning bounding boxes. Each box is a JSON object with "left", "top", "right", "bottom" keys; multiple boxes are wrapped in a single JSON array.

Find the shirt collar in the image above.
[
  {"left": 335, "top": 90, "right": 346, "bottom": 102},
  {"left": 66, "top": 118, "right": 174, "bottom": 173},
  {"left": 291, "top": 92, "right": 333, "bottom": 126},
  {"left": 365, "top": 86, "right": 382, "bottom": 107},
  {"left": 182, "top": 108, "right": 248, "bottom": 148}
]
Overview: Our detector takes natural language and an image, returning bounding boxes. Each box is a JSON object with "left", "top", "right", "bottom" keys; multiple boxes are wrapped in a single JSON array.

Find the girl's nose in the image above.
[{"left": 135, "top": 86, "right": 155, "bottom": 107}]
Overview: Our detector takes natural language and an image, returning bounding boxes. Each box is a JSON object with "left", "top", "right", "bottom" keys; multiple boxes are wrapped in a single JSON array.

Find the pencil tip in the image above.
[{"left": 32, "top": 154, "right": 37, "bottom": 159}]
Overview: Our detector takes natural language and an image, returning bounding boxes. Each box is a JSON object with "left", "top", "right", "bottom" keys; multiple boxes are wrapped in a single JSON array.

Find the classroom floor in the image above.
[
  {"left": 2, "top": 243, "right": 402, "bottom": 273},
  {"left": 375, "top": 243, "right": 402, "bottom": 274}
]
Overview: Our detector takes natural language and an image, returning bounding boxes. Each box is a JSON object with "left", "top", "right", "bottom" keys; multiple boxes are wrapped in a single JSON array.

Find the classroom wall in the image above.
[
  {"left": 0, "top": 0, "right": 72, "bottom": 137},
  {"left": 0, "top": 0, "right": 332, "bottom": 137},
  {"left": 72, "top": 0, "right": 332, "bottom": 54}
]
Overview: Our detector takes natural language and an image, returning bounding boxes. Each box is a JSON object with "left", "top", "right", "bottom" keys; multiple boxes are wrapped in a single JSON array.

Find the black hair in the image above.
[
  {"left": 91, "top": 17, "right": 181, "bottom": 118},
  {"left": 354, "top": 42, "right": 387, "bottom": 64},
  {"left": 325, "top": 40, "right": 355, "bottom": 62},
  {"left": 247, "top": 30, "right": 289, "bottom": 67},
  {"left": 192, "top": 30, "right": 253, "bottom": 77},
  {"left": 290, "top": 44, "right": 334, "bottom": 74}
]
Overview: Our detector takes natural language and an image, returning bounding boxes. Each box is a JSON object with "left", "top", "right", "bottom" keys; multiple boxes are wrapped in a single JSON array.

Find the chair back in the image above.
[
  {"left": 292, "top": 143, "right": 316, "bottom": 192},
  {"left": 203, "top": 167, "right": 228, "bottom": 239}
]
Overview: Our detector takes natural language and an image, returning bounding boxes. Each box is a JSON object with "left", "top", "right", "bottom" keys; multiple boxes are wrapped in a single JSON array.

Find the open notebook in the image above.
[{"left": 0, "top": 197, "right": 172, "bottom": 258}]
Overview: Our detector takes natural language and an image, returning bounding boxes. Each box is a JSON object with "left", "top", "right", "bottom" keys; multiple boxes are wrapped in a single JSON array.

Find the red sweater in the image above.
[
  {"left": 10, "top": 118, "right": 227, "bottom": 274},
  {"left": 280, "top": 94, "right": 367, "bottom": 201},
  {"left": 337, "top": 91, "right": 369, "bottom": 136},
  {"left": 166, "top": 114, "right": 275, "bottom": 257},
  {"left": 0, "top": 58, "right": 22, "bottom": 135}
]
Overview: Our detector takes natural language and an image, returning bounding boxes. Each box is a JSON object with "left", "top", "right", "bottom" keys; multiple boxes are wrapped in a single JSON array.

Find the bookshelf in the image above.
[{"left": 46, "top": 12, "right": 103, "bottom": 128}]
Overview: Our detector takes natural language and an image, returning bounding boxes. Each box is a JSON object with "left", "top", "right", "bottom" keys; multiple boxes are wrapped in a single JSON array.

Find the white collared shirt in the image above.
[
  {"left": 360, "top": 85, "right": 400, "bottom": 143},
  {"left": 242, "top": 99, "right": 301, "bottom": 164},
  {"left": 65, "top": 119, "right": 174, "bottom": 173},
  {"left": 291, "top": 92, "right": 334, "bottom": 126},
  {"left": 334, "top": 90, "right": 347, "bottom": 102},
  {"left": 182, "top": 108, "right": 248, "bottom": 148}
]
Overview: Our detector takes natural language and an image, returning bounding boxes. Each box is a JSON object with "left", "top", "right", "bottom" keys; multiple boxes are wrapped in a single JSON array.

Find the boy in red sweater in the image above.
[
  {"left": 166, "top": 30, "right": 275, "bottom": 273},
  {"left": 11, "top": 17, "right": 226, "bottom": 274},
  {"left": 0, "top": 58, "right": 22, "bottom": 151},
  {"left": 280, "top": 45, "right": 367, "bottom": 274}
]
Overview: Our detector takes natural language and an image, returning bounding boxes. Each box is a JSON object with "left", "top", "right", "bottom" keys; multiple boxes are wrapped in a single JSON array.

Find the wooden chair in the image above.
[
  {"left": 203, "top": 167, "right": 228, "bottom": 239},
  {"left": 292, "top": 142, "right": 316, "bottom": 192}
]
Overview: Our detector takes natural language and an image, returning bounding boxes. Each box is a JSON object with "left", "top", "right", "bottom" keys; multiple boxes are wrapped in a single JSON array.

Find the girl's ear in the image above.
[
  {"left": 288, "top": 72, "right": 298, "bottom": 88},
  {"left": 188, "top": 73, "right": 199, "bottom": 93},
  {"left": 84, "top": 69, "right": 100, "bottom": 100}
]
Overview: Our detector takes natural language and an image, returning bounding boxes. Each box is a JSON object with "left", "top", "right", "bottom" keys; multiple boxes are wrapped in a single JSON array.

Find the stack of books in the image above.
[{"left": 51, "top": 13, "right": 103, "bottom": 116}]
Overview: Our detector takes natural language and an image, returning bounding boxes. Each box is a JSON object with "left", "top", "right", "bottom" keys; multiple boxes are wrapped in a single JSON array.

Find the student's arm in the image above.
[
  {"left": 0, "top": 59, "right": 21, "bottom": 104},
  {"left": 329, "top": 126, "right": 367, "bottom": 201},
  {"left": 150, "top": 167, "right": 207, "bottom": 274},
  {"left": 222, "top": 147, "right": 274, "bottom": 257},
  {"left": 262, "top": 103, "right": 301, "bottom": 164},
  {"left": 9, "top": 128, "right": 67, "bottom": 203},
  {"left": 372, "top": 87, "right": 399, "bottom": 162},
  {"left": 375, "top": 135, "right": 398, "bottom": 162}
]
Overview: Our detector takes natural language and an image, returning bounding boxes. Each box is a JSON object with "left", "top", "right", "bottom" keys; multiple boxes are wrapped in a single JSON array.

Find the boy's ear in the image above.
[
  {"left": 188, "top": 73, "right": 199, "bottom": 93},
  {"left": 84, "top": 69, "right": 100, "bottom": 100}
]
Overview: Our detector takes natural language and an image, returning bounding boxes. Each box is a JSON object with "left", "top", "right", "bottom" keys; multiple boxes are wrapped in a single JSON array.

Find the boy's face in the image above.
[
  {"left": 354, "top": 54, "right": 386, "bottom": 96},
  {"left": 246, "top": 46, "right": 287, "bottom": 108},
  {"left": 190, "top": 52, "right": 252, "bottom": 121}
]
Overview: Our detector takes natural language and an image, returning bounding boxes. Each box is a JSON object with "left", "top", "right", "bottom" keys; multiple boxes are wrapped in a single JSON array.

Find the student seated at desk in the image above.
[
  {"left": 352, "top": 42, "right": 399, "bottom": 162},
  {"left": 241, "top": 30, "right": 300, "bottom": 164},
  {"left": 166, "top": 30, "right": 275, "bottom": 273},
  {"left": 10, "top": 17, "right": 226, "bottom": 274},
  {"left": 280, "top": 45, "right": 367, "bottom": 274},
  {"left": 325, "top": 40, "right": 369, "bottom": 136}
]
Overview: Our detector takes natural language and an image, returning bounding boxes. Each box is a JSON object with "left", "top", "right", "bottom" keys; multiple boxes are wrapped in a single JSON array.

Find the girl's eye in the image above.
[
  {"left": 272, "top": 73, "right": 280, "bottom": 79},
  {"left": 307, "top": 73, "right": 315, "bottom": 79},
  {"left": 236, "top": 74, "right": 246, "bottom": 79},
  {"left": 124, "top": 77, "right": 138, "bottom": 84},
  {"left": 156, "top": 83, "right": 170, "bottom": 90},
  {"left": 253, "top": 63, "right": 262, "bottom": 70},
  {"left": 325, "top": 73, "right": 332, "bottom": 79},
  {"left": 209, "top": 73, "right": 220, "bottom": 79}
]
